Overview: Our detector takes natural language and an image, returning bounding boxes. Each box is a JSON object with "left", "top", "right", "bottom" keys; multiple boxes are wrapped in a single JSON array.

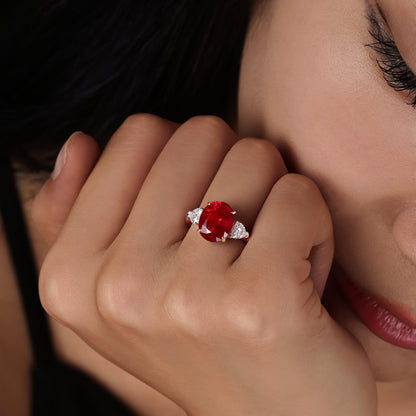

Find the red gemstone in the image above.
[{"left": 198, "top": 201, "right": 235, "bottom": 242}]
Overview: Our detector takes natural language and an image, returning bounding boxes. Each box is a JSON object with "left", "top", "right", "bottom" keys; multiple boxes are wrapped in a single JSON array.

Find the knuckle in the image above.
[
  {"left": 298, "top": 279, "right": 325, "bottom": 321},
  {"left": 271, "top": 173, "right": 331, "bottom": 238},
  {"left": 110, "top": 113, "right": 177, "bottom": 155},
  {"left": 224, "top": 304, "right": 278, "bottom": 345},
  {"left": 185, "top": 115, "right": 237, "bottom": 144},
  {"left": 186, "top": 114, "right": 228, "bottom": 132},
  {"left": 95, "top": 270, "right": 122, "bottom": 326},
  {"left": 277, "top": 173, "right": 320, "bottom": 197},
  {"left": 162, "top": 286, "right": 195, "bottom": 333},
  {"left": 170, "top": 115, "right": 237, "bottom": 159},
  {"left": 122, "top": 113, "right": 165, "bottom": 132},
  {"left": 162, "top": 277, "right": 209, "bottom": 337},
  {"left": 220, "top": 285, "right": 280, "bottom": 344},
  {"left": 161, "top": 258, "right": 218, "bottom": 338},
  {"left": 118, "top": 113, "right": 177, "bottom": 145},
  {"left": 95, "top": 259, "right": 154, "bottom": 332},
  {"left": 229, "top": 138, "right": 283, "bottom": 168},
  {"left": 38, "top": 251, "right": 79, "bottom": 326}
]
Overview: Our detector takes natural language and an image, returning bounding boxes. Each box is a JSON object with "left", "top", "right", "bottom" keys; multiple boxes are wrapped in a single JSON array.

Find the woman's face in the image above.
[{"left": 238, "top": 0, "right": 416, "bottom": 382}]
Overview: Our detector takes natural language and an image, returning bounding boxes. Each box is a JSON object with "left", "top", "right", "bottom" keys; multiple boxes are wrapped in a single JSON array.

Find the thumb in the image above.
[{"left": 31, "top": 131, "right": 101, "bottom": 246}]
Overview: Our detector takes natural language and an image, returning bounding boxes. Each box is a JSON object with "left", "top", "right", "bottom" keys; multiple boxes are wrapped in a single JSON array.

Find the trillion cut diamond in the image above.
[
  {"left": 229, "top": 221, "right": 249, "bottom": 240},
  {"left": 187, "top": 208, "right": 203, "bottom": 225}
]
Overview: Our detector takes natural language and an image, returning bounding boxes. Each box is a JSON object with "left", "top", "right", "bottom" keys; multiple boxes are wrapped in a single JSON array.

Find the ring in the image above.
[{"left": 186, "top": 201, "right": 250, "bottom": 243}]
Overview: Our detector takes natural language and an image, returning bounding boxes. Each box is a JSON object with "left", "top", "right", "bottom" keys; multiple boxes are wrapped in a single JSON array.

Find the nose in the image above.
[{"left": 392, "top": 206, "right": 416, "bottom": 264}]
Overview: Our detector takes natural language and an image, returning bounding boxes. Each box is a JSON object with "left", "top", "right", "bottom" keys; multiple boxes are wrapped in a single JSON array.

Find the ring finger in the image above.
[{"left": 179, "top": 137, "right": 288, "bottom": 267}]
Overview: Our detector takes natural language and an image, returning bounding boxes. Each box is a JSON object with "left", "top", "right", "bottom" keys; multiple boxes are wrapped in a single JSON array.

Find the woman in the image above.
[{"left": 1, "top": 0, "right": 414, "bottom": 414}]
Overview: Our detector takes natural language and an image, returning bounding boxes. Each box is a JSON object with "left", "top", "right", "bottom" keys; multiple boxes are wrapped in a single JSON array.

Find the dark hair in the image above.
[{"left": 1, "top": 0, "right": 253, "bottom": 174}]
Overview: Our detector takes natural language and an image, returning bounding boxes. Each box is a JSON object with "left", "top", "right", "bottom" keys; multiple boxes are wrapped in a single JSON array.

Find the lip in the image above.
[{"left": 335, "top": 268, "right": 416, "bottom": 349}]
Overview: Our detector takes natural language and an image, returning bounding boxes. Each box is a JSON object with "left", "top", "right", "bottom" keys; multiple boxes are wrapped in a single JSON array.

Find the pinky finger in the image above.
[{"left": 239, "top": 174, "right": 333, "bottom": 299}]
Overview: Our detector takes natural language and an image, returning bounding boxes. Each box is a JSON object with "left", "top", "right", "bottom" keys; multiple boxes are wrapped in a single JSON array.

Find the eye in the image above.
[{"left": 365, "top": 4, "right": 416, "bottom": 107}]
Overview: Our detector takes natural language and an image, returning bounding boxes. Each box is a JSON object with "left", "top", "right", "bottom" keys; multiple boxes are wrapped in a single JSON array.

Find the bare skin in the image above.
[
  {"left": 1, "top": 113, "right": 377, "bottom": 415},
  {"left": 3, "top": 0, "right": 416, "bottom": 414},
  {"left": 0, "top": 131, "right": 189, "bottom": 416},
  {"left": 238, "top": 0, "right": 416, "bottom": 413},
  {"left": 28, "top": 112, "right": 377, "bottom": 416}
]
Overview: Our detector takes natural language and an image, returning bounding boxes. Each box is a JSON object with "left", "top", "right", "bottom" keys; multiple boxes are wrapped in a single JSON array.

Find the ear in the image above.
[{"left": 31, "top": 132, "right": 101, "bottom": 246}]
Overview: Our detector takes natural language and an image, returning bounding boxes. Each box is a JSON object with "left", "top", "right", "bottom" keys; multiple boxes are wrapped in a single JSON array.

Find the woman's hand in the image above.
[{"left": 34, "top": 115, "right": 377, "bottom": 415}]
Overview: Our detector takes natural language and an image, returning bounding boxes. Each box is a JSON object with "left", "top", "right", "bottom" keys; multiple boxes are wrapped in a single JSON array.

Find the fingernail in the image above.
[{"left": 51, "top": 131, "right": 80, "bottom": 180}]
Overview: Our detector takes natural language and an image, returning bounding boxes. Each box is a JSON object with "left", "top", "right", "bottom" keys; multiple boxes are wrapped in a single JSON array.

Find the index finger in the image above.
[{"left": 57, "top": 114, "right": 179, "bottom": 253}]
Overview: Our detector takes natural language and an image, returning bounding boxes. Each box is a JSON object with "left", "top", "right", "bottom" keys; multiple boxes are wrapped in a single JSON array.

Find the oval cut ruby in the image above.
[{"left": 198, "top": 201, "right": 235, "bottom": 242}]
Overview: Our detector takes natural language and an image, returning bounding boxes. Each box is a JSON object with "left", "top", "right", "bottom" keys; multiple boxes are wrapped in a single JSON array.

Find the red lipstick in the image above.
[{"left": 337, "top": 272, "right": 416, "bottom": 349}]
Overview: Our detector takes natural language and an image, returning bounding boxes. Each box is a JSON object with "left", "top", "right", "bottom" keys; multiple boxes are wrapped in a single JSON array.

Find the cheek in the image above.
[{"left": 244, "top": 0, "right": 416, "bottom": 212}]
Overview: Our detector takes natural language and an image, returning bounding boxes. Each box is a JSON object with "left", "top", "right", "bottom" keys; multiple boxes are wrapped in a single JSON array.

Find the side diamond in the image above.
[
  {"left": 229, "top": 221, "right": 249, "bottom": 240},
  {"left": 187, "top": 208, "right": 203, "bottom": 225}
]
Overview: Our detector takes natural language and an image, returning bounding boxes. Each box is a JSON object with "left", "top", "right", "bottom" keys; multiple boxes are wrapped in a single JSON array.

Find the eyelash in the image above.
[{"left": 365, "top": 7, "right": 416, "bottom": 107}]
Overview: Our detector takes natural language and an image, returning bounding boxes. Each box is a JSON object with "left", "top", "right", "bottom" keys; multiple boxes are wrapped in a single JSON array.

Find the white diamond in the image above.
[
  {"left": 229, "top": 221, "right": 249, "bottom": 239},
  {"left": 187, "top": 208, "right": 203, "bottom": 225}
]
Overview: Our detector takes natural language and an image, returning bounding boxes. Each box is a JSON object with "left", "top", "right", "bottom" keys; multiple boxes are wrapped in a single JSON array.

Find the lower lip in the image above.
[{"left": 337, "top": 272, "right": 416, "bottom": 349}]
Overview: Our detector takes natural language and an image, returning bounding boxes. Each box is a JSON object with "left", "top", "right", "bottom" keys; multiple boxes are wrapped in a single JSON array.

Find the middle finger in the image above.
[{"left": 118, "top": 116, "right": 238, "bottom": 250}]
